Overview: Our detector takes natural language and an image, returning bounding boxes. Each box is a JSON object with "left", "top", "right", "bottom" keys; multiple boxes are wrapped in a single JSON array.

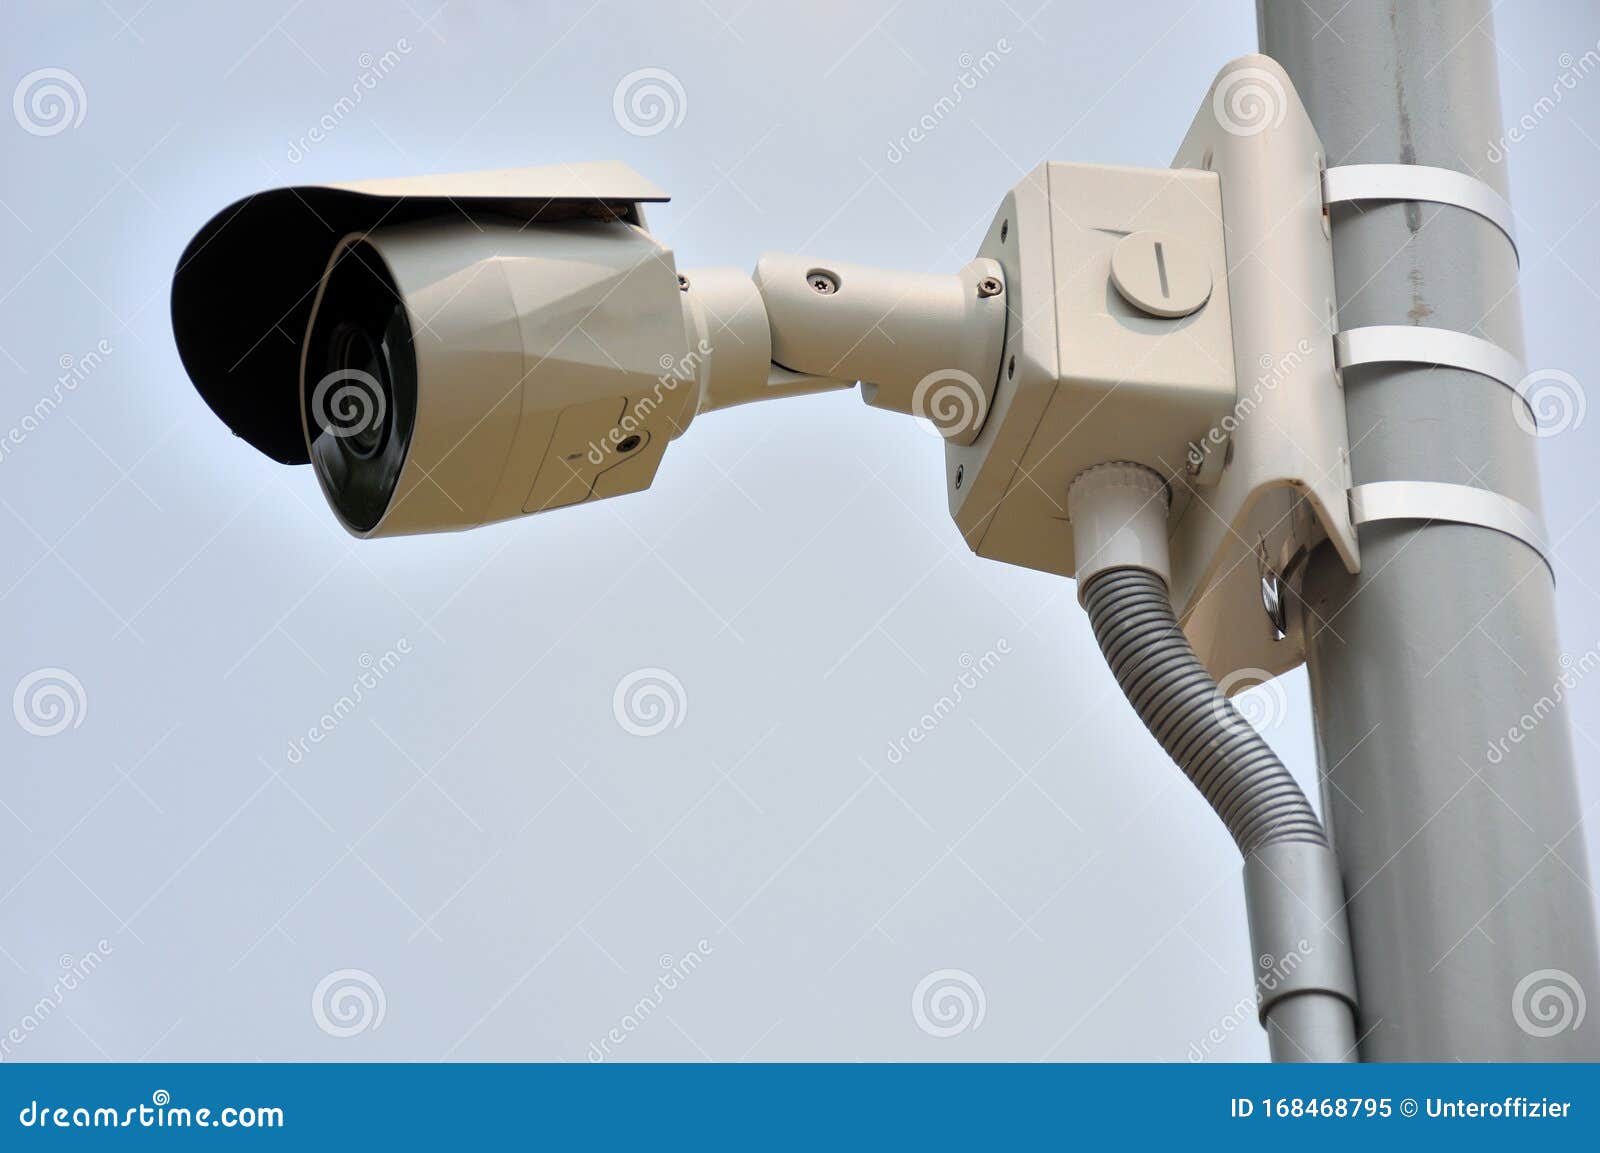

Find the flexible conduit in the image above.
[
  {"left": 1081, "top": 566, "right": 1326, "bottom": 853},
  {"left": 1079, "top": 560, "right": 1356, "bottom": 1061}
]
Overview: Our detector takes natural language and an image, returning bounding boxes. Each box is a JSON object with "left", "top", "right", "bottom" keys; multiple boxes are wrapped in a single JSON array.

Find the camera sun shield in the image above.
[{"left": 170, "top": 161, "right": 669, "bottom": 468}]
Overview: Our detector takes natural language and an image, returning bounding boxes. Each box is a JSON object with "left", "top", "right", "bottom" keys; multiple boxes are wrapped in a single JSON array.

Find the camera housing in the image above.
[
  {"left": 300, "top": 215, "right": 697, "bottom": 536},
  {"left": 172, "top": 162, "right": 766, "bottom": 537}
]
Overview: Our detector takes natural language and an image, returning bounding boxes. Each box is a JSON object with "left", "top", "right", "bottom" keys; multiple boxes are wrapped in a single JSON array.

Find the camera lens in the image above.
[
  {"left": 331, "top": 325, "right": 386, "bottom": 459},
  {"left": 303, "top": 241, "right": 417, "bottom": 533}
]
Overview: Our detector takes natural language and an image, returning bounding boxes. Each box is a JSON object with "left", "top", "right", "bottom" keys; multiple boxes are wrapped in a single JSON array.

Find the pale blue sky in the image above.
[{"left": 2, "top": 0, "right": 1597, "bottom": 1061}]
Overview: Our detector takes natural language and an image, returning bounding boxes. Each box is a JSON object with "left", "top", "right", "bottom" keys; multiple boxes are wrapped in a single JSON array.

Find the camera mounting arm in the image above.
[
  {"left": 168, "top": 160, "right": 1008, "bottom": 539},
  {"left": 679, "top": 254, "right": 1009, "bottom": 444}
]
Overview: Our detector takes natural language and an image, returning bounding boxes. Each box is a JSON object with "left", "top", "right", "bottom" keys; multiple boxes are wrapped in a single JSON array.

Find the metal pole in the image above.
[{"left": 1258, "top": 0, "right": 1600, "bottom": 1059}]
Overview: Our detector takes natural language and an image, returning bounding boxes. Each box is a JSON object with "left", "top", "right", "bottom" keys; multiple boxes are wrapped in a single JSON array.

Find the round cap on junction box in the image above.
[{"left": 1109, "top": 229, "right": 1212, "bottom": 318}]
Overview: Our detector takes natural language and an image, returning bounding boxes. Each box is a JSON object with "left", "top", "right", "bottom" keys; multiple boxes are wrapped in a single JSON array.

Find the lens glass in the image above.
[{"left": 303, "top": 241, "right": 417, "bottom": 532}]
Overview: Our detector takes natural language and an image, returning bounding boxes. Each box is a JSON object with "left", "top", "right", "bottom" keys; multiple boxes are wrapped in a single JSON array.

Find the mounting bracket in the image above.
[
  {"left": 1166, "top": 53, "right": 1360, "bottom": 684},
  {"left": 941, "top": 55, "right": 1359, "bottom": 687}
]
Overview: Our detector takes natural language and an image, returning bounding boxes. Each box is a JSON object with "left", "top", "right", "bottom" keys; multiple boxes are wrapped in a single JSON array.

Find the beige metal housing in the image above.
[
  {"left": 1168, "top": 55, "right": 1360, "bottom": 681},
  {"left": 946, "top": 161, "right": 1238, "bottom": 583},
  {"left": 310, "top": 217, "right": 697, "bottom": 537},
  {"left": 753, "top": 253, "right": 1007, "bottom": 444}
]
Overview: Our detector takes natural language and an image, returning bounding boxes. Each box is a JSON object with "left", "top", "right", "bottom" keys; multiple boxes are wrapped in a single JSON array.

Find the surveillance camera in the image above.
[
  {"left": 167, "top": 104, "right": 1346, "bottom": 689},
  {"left": 171, "top": 161, "right": 1010, "bottom": 538},
  {"left": 299, "top": 215, "right": 702, "bottom": 537},
  {"left": 172, "top": 163, "right": 802, "bottom": 537}
]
